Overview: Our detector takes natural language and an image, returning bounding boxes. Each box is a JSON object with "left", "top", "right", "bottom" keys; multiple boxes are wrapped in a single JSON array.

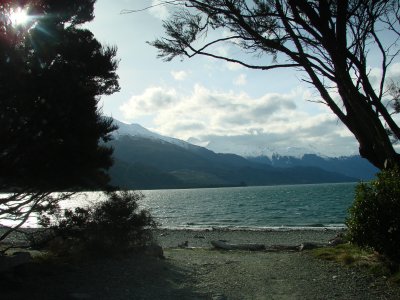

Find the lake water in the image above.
[
  {"left": 1, "top": 182, "right": 357, "bottom": 229},
  {"left": 139, "top": 182, "right": 357, "bottom": 229}
]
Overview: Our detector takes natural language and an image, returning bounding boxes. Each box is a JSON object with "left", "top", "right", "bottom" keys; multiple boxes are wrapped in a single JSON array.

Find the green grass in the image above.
[
  {"left": 311, "top": 243, "right": 400, "bottom": 283},
  {"left": 311, "top": 243, "right": 372, "bottom": 264}
]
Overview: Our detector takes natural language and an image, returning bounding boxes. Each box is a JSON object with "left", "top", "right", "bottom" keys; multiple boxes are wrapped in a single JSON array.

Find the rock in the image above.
[
  {"left": 298, "top": 242, "right": 321, "bottom": 251},
  {"left": 178, "top": 241, "right": 189, "bottom": 248},
  {"left": 194, "top": 235, "right": 205, "bottom": 239},
  {"left": 329, "top": 233, "right": 346, "bottom": 246},
  {"left": 144, "top": 244, "right": 164, "bottom": 259}
]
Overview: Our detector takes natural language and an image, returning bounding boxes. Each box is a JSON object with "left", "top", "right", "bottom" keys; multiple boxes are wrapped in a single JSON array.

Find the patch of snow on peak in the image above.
[
  {"left": 112, "top": 119, "right": 156, "bottom": 138},
  {"left": 277, "top": 146, "right": 321, "bottom": 159},
  {"left": 112, "top": 119, "right": 195, "bottom": 150},
  {"left": 193, "top": 136, "right": 330, "bottom": 159}
]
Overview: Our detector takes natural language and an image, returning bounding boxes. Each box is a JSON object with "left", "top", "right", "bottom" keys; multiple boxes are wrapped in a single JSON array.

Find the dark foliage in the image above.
[
  {"left": 346, "top": 168, "right": 400, "bottom": 263},
  {"left": 0, "top": 0, "right": 119, "bottom": 240},
  {"left": 41, "top": 191, "right": 157, "bottom": 256},
  {"left": 0, "top": 0, "right": 119, "bottom": 191}
]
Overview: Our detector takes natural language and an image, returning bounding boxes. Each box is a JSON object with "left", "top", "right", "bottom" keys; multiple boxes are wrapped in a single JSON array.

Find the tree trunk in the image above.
[
  {"left": 341, "top": 92, "right": 400, "bottom": 170},
  {"left": 331, "top": 52, "right": 400, "bottom": 170}
]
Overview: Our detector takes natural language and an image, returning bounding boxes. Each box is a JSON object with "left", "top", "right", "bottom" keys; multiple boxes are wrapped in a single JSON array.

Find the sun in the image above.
[{"left": 9, "top": 7, "right": 29, "bottom": 26}]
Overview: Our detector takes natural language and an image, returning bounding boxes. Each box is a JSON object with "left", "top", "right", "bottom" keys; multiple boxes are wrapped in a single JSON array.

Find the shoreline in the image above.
[
  {"left": 0, "top": 226, "right": 344, "bottom": 245},
  {"left": 157, "top": 225, "right": 346, "bottom": 231},
  {"left": 154, "top": 227, "right": 344, "bottom": 249},
  {"left": 0, "top": 226, "right": 346, "bottom": 250}
]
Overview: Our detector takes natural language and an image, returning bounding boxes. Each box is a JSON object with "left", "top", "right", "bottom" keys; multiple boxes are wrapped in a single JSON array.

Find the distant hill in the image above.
[
  {"left": 105, "top": 119, "right": 382, "bottom": 189},
  {"left": 247, "top": 154, "right": 378, "bottom": 181},
  {"left": 107, "top": 130, "right": 357, "bottom": 189}
]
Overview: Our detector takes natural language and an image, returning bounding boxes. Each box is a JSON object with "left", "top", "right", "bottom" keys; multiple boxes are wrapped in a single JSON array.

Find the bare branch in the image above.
[
  {"left": 186, "top": 44, "right": 299, "bottom": 70},
  {"left": 150, "top": 0, "right": 400, "bottom": 168},
  {"left": 120, "top": 0, "right": 183, "bottom": 15}
]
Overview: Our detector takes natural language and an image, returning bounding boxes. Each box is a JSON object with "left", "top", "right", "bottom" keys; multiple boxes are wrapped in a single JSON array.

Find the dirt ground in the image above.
[
  {"left": 1, "top": 228, "right": 400, "bottom": 299},
  {"left": 1, "top": 248, "right": 400, "bottom": 300}
]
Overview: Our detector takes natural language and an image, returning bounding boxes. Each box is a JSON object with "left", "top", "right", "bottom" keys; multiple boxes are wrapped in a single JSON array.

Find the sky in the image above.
[{"left": 84, "top": 0, "right": 400, "bottom": 157}]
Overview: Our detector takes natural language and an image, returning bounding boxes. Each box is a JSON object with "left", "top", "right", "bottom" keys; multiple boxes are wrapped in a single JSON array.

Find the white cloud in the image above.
[
  {"left": 233, "top": 74, "right": 247, "bottom": 86},
  {"left": 119, "top": 84, "right": 358, "bottom": 156},
  {"left": 388, "top": 62, "right": 400, "bottom": 81},
  {"left": 120, "top": 86, "right": 177, "bottom": 119},
  {"left": 171, "top": 70, "right": 189, "bottom": 81},
  {"left": 226, "top": 62, "right": 243, "bottom": 71},
  {"left": 361, "top": 62, "right": 400, "bottom": 94},
  {"left": 148, "top": 0, "right": 169, "bottom": 20},
  {"left": 215, "top": 46, "right": 229, "bottom": 57},
  {"left": 199, "top": 125, "right": 358, "bottom": 158}
]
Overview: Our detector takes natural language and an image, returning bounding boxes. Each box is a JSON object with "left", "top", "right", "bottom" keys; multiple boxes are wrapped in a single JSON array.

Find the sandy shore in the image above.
[{"left": 1, "top": 228, "right": 400, "bottom": 299}]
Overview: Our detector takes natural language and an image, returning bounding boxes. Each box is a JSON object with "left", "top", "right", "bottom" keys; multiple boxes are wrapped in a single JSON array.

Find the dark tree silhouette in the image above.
[
  {"left": 145, "top": 0, "right": 400, "bottom": 170},
  {"left": 0, "top": 0, "right": 119, "bottom": 238}
]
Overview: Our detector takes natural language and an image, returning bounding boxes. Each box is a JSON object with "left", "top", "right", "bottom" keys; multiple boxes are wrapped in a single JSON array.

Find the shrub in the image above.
[
  {"left": 346, "top": 168, "right": 400, "bottom": 263},
  {"left": 41, "top": 191, "right": 157, "bottom": 257}
]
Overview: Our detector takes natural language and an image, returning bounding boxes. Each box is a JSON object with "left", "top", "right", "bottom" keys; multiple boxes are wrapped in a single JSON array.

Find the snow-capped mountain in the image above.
[
  {"left": 108, "top": 119, "right": 378, "bottom": 186},
  {"left": 112, "top": 119, "right": 194, "bottom": 150},
  {"left": 188, "top": 135, "right": 358, "bottom": 158},
  {"left": 113, "top": 119, "right": 357, "bottom": 159},
  {"left": 188, "top": 136, "right": 325, "bottom": 159}
]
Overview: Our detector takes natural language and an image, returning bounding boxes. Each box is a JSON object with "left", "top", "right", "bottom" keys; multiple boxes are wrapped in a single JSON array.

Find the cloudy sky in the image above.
[{"left": 85, "top": 0, "right": 400, "bottom": 157}]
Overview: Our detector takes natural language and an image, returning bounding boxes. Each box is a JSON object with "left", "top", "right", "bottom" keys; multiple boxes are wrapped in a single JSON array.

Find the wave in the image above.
[{"left": 158, "top": 224, "right": 347, "bottom": 232}]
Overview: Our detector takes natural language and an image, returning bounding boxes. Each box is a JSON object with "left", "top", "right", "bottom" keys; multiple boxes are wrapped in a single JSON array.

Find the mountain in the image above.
[
  {"left": 248, "top": 154, "right": 378, "bottom": 181},
  {"left": 107, "top": 120, "right": 358, "bottom": 189},
  {"left": 188, "top": 134, "right": 360, "bottom": 158},
  {"left": 189, "top": 138, "right": 320, "bottom": 158},
  {"left": 186, "top": 127, "right": 378, "bottom": 180},
  {"left": 112, "top": 119, "right": 193, "bottom": 150}
]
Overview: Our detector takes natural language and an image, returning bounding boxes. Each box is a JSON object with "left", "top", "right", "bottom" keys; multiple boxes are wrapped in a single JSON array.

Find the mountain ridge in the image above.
[{"left": 106, "top": 119, "right": 374, "bottom": 189}]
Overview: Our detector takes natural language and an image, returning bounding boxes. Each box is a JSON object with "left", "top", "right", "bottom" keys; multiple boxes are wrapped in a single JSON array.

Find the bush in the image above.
[
  {"left": 346, "top": 168, "right": 400, "bottom": 263},
  {"left": 41, "top": 191, "right": 157, "bottom": 257}
]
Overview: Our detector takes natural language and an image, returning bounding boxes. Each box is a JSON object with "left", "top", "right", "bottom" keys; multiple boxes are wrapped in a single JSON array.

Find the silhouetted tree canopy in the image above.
[
  {"left": 148, "top": 0, "right": 400, "bottom": 169},
  {"left": 0, "top": 0, "right": 120, "bottom": 191}
]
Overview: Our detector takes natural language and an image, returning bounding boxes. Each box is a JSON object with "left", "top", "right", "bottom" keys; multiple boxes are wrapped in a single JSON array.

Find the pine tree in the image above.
[
  {"left": 0, "top": 0, "right": 119, "bottom": 237},
  {"left": 0, "top": 0, "right": 119, "bottom": 190}
]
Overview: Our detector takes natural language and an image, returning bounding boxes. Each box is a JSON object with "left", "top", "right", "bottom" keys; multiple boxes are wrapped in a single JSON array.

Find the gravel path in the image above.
[
  {"left": 1, "top": 228, "right": 399, "bottom": 299},
  {"left": 166, "top": 249, "right": 399, "bottom": 300}
]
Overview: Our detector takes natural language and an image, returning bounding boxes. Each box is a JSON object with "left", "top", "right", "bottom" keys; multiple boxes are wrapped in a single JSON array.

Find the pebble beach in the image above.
[
  {"left": 154, "top": 227, "right": 345, "bottom": 248},
  {"left": 2, "top": 227, "right": 400, "bottom": 299}
]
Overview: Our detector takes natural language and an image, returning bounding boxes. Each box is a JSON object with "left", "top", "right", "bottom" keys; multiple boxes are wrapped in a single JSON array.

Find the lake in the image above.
[
  {"left": 139, "top": 182, "right": 357, "bottom": 229},
  {"left": 1, "top": 182, "right": 357, "bottom": 229}
]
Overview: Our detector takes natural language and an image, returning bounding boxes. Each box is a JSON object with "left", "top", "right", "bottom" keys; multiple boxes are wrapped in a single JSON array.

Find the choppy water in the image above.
[{"left": 139, "top": 182, "right": 356, "bottom": 229}]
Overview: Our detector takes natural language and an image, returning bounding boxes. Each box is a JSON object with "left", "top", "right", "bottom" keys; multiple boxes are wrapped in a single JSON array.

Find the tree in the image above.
[
  {"left": 147, "top": 0, "right": 400, "bottom": 170},
  {"left": 0, "top": 0, "right": 119, "bottom": 239}
]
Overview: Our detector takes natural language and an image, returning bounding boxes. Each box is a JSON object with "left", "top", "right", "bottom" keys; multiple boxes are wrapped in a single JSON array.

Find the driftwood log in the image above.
[
  {"left": 211, "top": 240, "right": 325, "bottom": 252},
  {"left": 211, "top": 240, "right": 266, "bottom": 251}
]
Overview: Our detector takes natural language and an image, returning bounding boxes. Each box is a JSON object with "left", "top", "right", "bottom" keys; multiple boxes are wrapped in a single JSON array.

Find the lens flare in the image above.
[{"left": 10, "top": 7, "right": 29, "bottom": 26}]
